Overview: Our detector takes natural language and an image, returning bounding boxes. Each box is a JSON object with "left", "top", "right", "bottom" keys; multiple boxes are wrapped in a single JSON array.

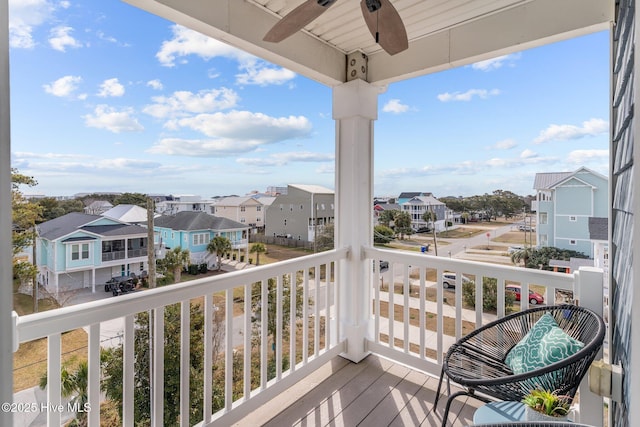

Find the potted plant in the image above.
[{"left": 522, "top": 388, "right": 572, "bottom": 421}]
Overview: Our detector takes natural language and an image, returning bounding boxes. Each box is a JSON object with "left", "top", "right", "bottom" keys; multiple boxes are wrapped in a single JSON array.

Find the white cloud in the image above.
[
  {"left": 148, "top": 111, "right": 312, "bottom": 157},
  {"left": 237, "top": 151, "right": 334, "bottom": 167},
  {"left": 83, "top": 105, "right": 144, "bottom": 133},
  {"left": 382, "top": 99, "right": 409, "bottom": 114},
  {"left": 146, "top": 79, "right": 163, "bottom": 90},
  {"left": 471, "top": 53, "right": 521, "bottom": 71},
  {"left": 534, "top": 118, "right": 608, "bottom": 144},
  {"left": 13, "top": 151, "right": 91, "bottom": 160},
  {"left": 97, "top": 78, "right": 125, "bottom": 97},
  {"left": 489, "top": 139, "right": 517, "bottom": 150},
  {"left": 43, "top": 75, "right": 83, "bottom": 98},
  {"left": 49, "top": 26, "right": 82, "bottom": 51},
  {"left": 437, "top": 89, "right": 500, "bottom": 102},
  {"left": 520, "top": 149, "right": 538, "bottom": 159},
  {"left": 156, "top": 25, "right": 252, "bottom": 67},
  {"left": 143, "top": 88, "right": 239, "bottom": 119},
  {"left": 567, "top": 149, "right": 609, "bottom": 164},
  {"left": 8, "top": 0, "right": 55, "bottom": 48},
  {"left": 157, "top": 25, "right": 295, "bottom": 86}
]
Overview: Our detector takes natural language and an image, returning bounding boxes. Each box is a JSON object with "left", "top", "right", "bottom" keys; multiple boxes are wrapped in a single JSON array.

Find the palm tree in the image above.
[
  {"left": 510, "top": 246, "right": 533, "bottom": 267},
  {"left": 249, "top": 242, "right": 267, "bottom": 266},
  {"left": 207, "top": 236, "right": 232, "bottom": 271},
  {"left": 40, "top": 361, "right": 89, "bottom": 427},
  {"left": 161, "top": 246, "right": 190, "bottom": 283}
]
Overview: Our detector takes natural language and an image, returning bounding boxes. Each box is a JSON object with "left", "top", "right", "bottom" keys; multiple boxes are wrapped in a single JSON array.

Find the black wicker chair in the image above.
[{"left": 434, "top": 305, "right": 605, "bottom": 427}]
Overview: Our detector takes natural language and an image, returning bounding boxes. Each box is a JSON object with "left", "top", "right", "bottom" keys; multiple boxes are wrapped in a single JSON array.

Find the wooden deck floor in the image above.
[{"left": 235, "top": 354, "right": 483, "bottom": 427}]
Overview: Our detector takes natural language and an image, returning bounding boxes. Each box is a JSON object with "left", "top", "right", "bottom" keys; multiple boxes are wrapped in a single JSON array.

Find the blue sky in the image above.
[{"left": 8, "top": 0, "right": 610, "bottom": 199}]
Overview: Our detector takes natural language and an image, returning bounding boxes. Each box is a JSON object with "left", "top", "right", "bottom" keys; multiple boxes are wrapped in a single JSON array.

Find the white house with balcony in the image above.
[
  {"left": 35, "top": 212, "right": 149, "bottom": 293},
  {"left": 155, "top": 194, "right": 214, "bottom": 216},
  {"left": 401, "top": 194, "right": 447, "bottom": 231}
]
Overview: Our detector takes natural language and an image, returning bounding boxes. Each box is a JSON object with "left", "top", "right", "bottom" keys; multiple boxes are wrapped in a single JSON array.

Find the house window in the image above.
[
  {"left": 71, "top": 243, "right": 90, "bottom": 261},
  {"left": 240, "top": 206, "right": 246, "bottom": 212},
  {"left": 539, "top": 213, "right": 548, "bottom": 225},
  {"left": 241, "top": 218, "right": 246, "bottom": 223},
  {"left": 256, "top": 206, "right": 262, "bottom": 212},
  {"left": 570, "top": 239, "right": 577, "bottom": 245},
  {"left": 257, "top": 217, "right": 261, "bottom": 222},
  {"left": 321, "top": 203, "right": 325, "bottom": 210},
  {"left": 192, "top": 233, "right": 210, "bottom": 246},
  {"left": 569, "top": 216, "right": 577, "bottom": 222}
]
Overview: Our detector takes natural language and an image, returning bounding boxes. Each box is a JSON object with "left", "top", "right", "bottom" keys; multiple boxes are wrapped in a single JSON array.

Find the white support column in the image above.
[
  {"left": 0, "top": 0, "right": 13, "bottom": 422},
  {"left": 575, "top": 266, "right": 604, "bottom": 426},
  {"left": 333, "top": 79, "right": 378, "bottom": 363}
]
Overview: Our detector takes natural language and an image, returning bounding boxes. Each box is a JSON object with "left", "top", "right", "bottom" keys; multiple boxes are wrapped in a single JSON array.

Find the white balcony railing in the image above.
[{"left": 12, "top": 246, "right": 604, "bottom": 426}]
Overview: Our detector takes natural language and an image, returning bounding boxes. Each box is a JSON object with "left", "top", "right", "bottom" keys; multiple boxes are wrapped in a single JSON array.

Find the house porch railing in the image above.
[{"left": 12, "top": 246, "right": 604, "bottom": 426}]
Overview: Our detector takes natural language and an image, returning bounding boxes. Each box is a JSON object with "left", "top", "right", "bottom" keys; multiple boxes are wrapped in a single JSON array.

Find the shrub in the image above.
[
  {"left": 188, "top": 264, "right": 199, "bottom": 275},
  {"left": 198, "top": 263, "right": 208, "bottom": 273},
  {"left": 462, "top": 277, "right": 516, "bottom": 311}
]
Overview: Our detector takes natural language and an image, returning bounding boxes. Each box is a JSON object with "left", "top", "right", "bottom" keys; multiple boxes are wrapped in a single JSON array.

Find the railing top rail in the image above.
[
  {"left": 364, "top": 246, "right": 575, "bottom": 288},
  {"left": 15, "top": 247, "right": 348, "bottom": 344}
]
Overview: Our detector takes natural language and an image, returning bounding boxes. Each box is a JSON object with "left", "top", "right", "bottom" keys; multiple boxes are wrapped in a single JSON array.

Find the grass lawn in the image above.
[{"left": 492, "top": 230, "right": 537, "bottom": 245}]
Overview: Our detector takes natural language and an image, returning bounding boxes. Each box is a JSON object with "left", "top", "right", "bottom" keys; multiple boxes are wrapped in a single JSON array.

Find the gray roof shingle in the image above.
[
  {"left": 154, "top": 211, "right": 247, "bottom": 231},
  {"left": 38, "top": 212, "right": 148, "bottom": 240}
]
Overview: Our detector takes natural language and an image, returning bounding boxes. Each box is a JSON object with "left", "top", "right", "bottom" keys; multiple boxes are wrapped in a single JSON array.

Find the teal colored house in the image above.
[
  {"left": 154, "top": 211, "right": 249, "bottom": 266},
  {"left": 533, "top": 167, "right": 608, "bottom": 258},
  {"left": 36, "top": 212, "right": 149, "bottom": 293}
]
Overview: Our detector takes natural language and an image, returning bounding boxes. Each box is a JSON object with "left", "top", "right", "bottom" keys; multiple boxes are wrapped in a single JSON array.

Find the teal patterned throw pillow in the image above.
[{"left": 504, "top": 313, "right": 585, "bottom": 375}]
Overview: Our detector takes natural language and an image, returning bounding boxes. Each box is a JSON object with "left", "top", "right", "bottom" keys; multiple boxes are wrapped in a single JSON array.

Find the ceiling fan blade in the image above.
[
  {"left": 264, "top": 0, "right": 337, "bottom": 43},
  {"left": 360, "top": 0, "right": 408, "bottom": 55}
]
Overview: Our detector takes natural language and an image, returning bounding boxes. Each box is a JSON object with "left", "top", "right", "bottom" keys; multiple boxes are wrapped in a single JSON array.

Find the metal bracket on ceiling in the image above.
[{"left": 346, "top": 51, "right": 368, "bottom": 82}]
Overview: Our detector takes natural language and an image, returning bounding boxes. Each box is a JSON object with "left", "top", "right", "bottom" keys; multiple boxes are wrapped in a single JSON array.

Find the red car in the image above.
[{"left": 506, "top": 285, "right": 544, "bottom": 305}]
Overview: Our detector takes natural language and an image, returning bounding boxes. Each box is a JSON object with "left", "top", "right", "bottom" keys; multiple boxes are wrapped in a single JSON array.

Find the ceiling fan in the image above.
[{"left": 263, "top": 0, "right": 408, "bottom": 56}]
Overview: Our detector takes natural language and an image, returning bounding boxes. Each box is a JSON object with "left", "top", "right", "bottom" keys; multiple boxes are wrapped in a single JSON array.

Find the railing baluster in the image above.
[
  {"left": 123, "top": 315, "right": 134, "bottom": 426},
  {"left": 419, "top": 267, "right": 426, "bottom": 359},
  {"left": 334, "top": 261, "right": 340, "bottom": 348},
  {"left": 276, "top": 274, "right": 283, "bottom": 379},
  {"left": 203, "top": 294, "right": 212, "bottom": 424},
  {"left": 180, "top": 300, "right": 190, "bottom": 426},
  {"left": 475, "top": 275, "right": 483, "bottom": 327},
  {"left": 324, "top": 263, "right": 331, "bottom": 350},
  {"left": 436, "top": 269, "right": 443, "bottom": 365},
  {"left": 244, "top": 283, "right": 252, "bottom": 400},
  {"left": 303, "top": 269, "right": 309, "bottom": 364},
  {"left": 225, "top": 289, "right": 233, "bottom": 410},
  {"left": 403, "top": 263, "right": 410, "bottom": 353},
  {"left": 87, "top": 323, "right": 100, "bottom": 427},
  {"left": 374, "top": 259, "right": 381, "bottom": 343},
  {"left": 290, "top": 271, "right": 296, "bottom": 372},
  {"left": 455, "top": 274, "right": 462, "bottom": 341},
  {"left": 260, "top": 279, "right": 268, "bottom": 390},
  {"left": 47, "top": 333, "right": 61, "bottom": 427},
  {"left": 314, "top": 263, "right": 320, "bottom": 357},
  {"left": 389, "top": 263, "right": 395, "bottom": 349},
  {"left": 153, "top": 307, "right": 164, "bottom": 427}
]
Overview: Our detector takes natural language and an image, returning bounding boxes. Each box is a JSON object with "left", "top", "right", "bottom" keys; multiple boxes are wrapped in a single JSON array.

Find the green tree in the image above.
[
  {"left": 101, "top": 303, "right": 225, "bottom": 425},
  {"left": 314, "top": 223, "right": 334, "bottom": 252},
  {"left": 249, "top": 242, "right": 267, "bottom": 266},
  {"left": 462, "top": 277, "right": 516, "bottom": 312},
  {"left": 373, "top": 225, "right": 394, "bottom": 244},
  {"left": 377, "top": 209, "right": 399, "bottom": 227},
  {"left": 515, "top": 246, "right": 588, "bottom": 270},
  {"left": 40, "top": 360, "right": 89, "bottom": 427},
  {"left": 394, "top": 211, "right": 413, "bottom": 240},
  {"left": 113, "top": 192, "right": 149, "bottom": 207},
  {"left": 422, "top": 210, "right": 436, "bottom": 228},
  {"left": 11, "top": 169, "right": 43, "bottom": 256},
  {"left": 207, "top": 236, "right": 232, "bottom": 271},
  {"left": 158, "top": 247, "right": 190, "bottom": 283}
]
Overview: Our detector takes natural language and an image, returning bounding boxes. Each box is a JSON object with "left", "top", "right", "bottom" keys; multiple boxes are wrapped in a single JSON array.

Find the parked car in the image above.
[
  {"left": 507, "top": 245, "right": 525, "bottom": 254},
  {"left": 506, "top": 284, "right": 544, "bottom": 305},
  {"left": 442, "top": 272, "right": 471, "bottom": 289},
  {"left": 104, "top": 275, "right": 135, "bottom": 296},
  {"left": 518, "top": 224, "right": 535, "bottom": 232},
  {"left": 415, "top": 226, "right": 431, "bottom": 233}
]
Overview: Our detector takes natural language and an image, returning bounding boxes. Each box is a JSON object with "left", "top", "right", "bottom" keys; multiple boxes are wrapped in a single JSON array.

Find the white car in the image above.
[
  {"left": 442, "top": 272, "right": 471, "bottom": 289},
  {"left": 507, "top": 245, "right": 525, "bottom": 254}
]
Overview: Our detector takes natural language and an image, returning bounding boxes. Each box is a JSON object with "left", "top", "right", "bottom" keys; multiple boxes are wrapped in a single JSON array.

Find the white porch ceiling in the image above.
[{"left": 125, "top": 0, "right": 613, "bottom": 87}]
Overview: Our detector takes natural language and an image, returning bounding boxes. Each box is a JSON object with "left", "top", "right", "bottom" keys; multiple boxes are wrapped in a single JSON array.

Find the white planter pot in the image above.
[{"left": 524, "top": 406, "right": 569, "bottom": 422}]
